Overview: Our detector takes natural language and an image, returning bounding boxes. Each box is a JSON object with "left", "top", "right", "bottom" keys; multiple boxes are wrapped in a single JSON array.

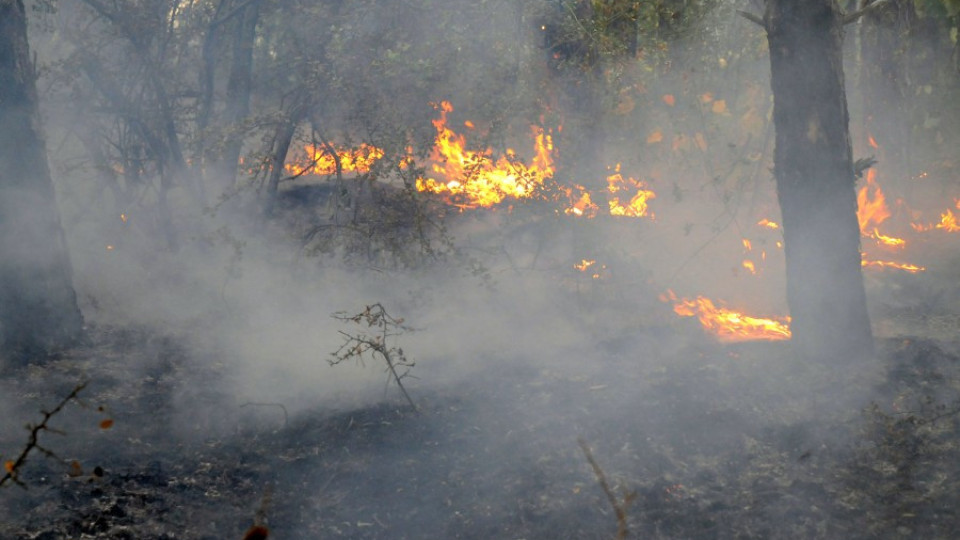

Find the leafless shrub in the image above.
[{"left": 331, "top": 303, "right": 418, "bottom": 411}]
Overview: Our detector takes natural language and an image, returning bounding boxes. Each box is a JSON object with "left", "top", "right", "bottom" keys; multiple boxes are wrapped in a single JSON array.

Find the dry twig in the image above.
[
  {"left": 578, "top": 437, "right": 636, "bottom": 540},
  {"left": 1, "top": 381, "right": 88, "bottom": 488}
]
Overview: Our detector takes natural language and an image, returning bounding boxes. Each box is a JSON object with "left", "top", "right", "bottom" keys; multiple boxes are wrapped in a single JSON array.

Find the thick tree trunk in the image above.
[
  {"left": 0, "top": 0, "right": 84, "bottom": 364},
  {"left": 764, "top": 0, "right": 874, "bottom": 361}
]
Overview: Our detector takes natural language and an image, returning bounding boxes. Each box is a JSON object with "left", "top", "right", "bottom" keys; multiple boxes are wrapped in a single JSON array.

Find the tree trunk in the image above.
[
  {"left": 0, "top": 0, "right": 84, "bottom": 364},
  {"left": 208, "top": 0, "right": 261, "bottom": 197},
  {"left": 859, "top": 0, "right": 914, "bottom": 187},
  {"left": 763, "top": 0, "right": 874, "bottom": 361}
]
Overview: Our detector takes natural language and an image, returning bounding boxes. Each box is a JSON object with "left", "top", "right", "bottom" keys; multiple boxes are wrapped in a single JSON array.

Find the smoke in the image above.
[{"left": 8, "top": 0, "right": 960, "bottom": 535}]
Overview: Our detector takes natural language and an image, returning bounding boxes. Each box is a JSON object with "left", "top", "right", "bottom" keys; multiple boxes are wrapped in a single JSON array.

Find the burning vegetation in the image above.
[{"left": 5, "top": 0, "right": 960, "bottom": 539}]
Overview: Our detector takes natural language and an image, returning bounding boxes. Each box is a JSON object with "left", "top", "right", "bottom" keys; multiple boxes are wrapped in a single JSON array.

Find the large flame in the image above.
[
  {"left": 415, "top": 101, "right": 555, "bottom": 209},
  {"left": 661, "top": 290, "right": 791, "bottom": 342},
  {"left": 286, "top": 143, "right": 384, "bottom": 176},
  {"left": 857, "top": 169, "right": 891, "bottom": 231},
  {"left": 856, "top": 169, "right": 907, "bottom": 247}
]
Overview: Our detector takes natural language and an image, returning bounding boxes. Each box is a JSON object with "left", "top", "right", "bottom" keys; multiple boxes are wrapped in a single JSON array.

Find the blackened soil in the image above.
[{"left": 3, "top": 326, "right": 960, "bottom": 539}]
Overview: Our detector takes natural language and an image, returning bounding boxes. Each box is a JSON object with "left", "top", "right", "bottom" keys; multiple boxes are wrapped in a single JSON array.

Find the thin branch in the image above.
[
  {"left": 578, "top": 438, "right": 635, "bottom": 540},
  {"left": 1, "top": 382, "right": 88, "bottom": 489}
]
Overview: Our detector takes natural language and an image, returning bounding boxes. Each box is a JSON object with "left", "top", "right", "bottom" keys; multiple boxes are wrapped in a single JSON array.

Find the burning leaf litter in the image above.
[{"left": 660, "top": 290, "right": 792, "bottom": 342}]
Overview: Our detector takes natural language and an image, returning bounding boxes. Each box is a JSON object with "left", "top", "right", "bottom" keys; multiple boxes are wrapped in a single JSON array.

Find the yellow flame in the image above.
[
  {"left": 661, "top": 290, "right": 791, "bottom": 342},
  {"left": 861, "top": 258, "right": 925, "bottom": 273},
  {"left": 869, "top": 228, "right": 906, "bottom": 248},
  {"left": 757, "top": 218, "right": 779, "bottom": 229},
  {"left": 574, "top": 259, "right": 596, "bottom": 272},
  {"left": 286, "top": 143, "right": 384, "bottom": 176},
  {"left": 912, "top": 206, "right": 960, "bottom": 233},
  {"left": 606, "top": 164, "right": 655, "bottom": 218},
  {"left": 415, "top": 101, "right": 555, "bottom": 209},
  {"left": 563, "top": 185, "right": 599, "bottom": 218}
]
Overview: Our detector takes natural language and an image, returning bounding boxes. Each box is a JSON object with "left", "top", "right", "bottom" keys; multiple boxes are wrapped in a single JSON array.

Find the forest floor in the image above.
[{"left": 2, "top": 306, "right": 960, "bottom": 539}]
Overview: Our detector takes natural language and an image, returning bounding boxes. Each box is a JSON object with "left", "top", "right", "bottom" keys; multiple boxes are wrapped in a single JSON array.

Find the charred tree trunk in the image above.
[
  {"left": 263, "top": 108, "right": 299, "bottom": 216},
  {"left": 763, "top": 0, "right": 873, "bottom": 361},
  {"left": 0, "top": 0, "right": 84, "bottom": 364}
]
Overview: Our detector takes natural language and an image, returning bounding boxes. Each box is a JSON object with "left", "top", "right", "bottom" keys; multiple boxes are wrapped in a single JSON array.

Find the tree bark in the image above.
[
  {"left": 764, "top": 0, "right": 874, "bottom": 361},
  {"left": 859, "top": 0, "right": 915, "bottom": 186},
  {"left": 0, "top": 0, "right": 84, "bottom": 364}
]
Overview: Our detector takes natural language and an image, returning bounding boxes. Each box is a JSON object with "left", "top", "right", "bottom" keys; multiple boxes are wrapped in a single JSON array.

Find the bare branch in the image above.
[
  {"left": 1, "top": 382, "right": 88, "bottom": 489},
  {"left": 843, "top": 0, "right": 893, "bottom": 25},
  {"left": 578, "top": 438, "right": 636, "bottom": 540}
]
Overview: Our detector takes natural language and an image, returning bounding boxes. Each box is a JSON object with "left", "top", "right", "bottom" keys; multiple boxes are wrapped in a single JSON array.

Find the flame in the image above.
[
  {"left": 415, "top": 101, "right": 555, "bottom": 209},
  {"left": 868, "top": 134, "right": 879, "bottom": 149},
  {"left": 757, "top": 218, "right": 780, "bottom": 230},
  {"left": 574, "top": 259, "right": 605, "bottom": 279},
  {"left": 861, "top": 257, "right": 925, "bottom": 273},
  {"left": 868, "top": 228, "right": 906, "bottom": 248},
  {"left": 742, "top": 260, "right": 757, "bottom": 274},
  {"left": 911, "top": 202, "right": 960, "bottom": 232},
  {"left": 574, "top": 259, "right": 596, "bottom": 272},
  {"left": 286, "top": 143, "right": 384, "bottom": 176},
  {"left": 606, "top": 164, "right": 655, "bottom": 218},
  {"left": 857, "top": 169, "right": 891, "bottom": 231},
  {"left": 661, "top": 290, "right": 791, "bottom": 342},
  {"left": 563, "top": 185, "right": 599, "bottom": 217}
]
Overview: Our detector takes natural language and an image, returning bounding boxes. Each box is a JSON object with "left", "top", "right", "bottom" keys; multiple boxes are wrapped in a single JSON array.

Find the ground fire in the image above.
[{"left": 660, "top": 290, "right": 792, "bottom": 342}]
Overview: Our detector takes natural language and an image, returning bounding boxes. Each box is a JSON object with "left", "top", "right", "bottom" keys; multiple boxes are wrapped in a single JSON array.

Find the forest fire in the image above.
[
  {"left": 286, "top": 143, "right": 385, "bottom": 176},
  {"left": 415, "top": 101, "right": 555, "bottom": 209},
  {"left": 660, "top": 290, "right": 791, "bottom": 342}
]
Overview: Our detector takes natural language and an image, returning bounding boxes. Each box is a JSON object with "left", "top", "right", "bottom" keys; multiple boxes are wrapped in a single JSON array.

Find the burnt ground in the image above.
[{"left": 2, "top": 319, "right": 960, "bottom": 539}]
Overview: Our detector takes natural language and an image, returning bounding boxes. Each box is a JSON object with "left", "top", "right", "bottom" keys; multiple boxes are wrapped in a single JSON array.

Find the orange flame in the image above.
[
  {"left": 857, "top": 169, "right": 891, "bottom": 231},
  {"left": 286, "top": 143, "right": 384, "bottom": 176},
  {"left": 606, "top": 164, "right": 655, "bottom": 218},
  {"left": 867, "top": 134, "right": 879, "bottom": 149},
  {"left": 861, "top": 257, "right": 925, "bottom": 273},
  {"left": 868, "top": 228, "right": 906, "bottom": 248},
  {"left": 563, "top": 185, "right": 599, "bottom": 217},
  {"left": 911, "top": 202, "right": 960, "bottom": 233},
  {"left": 660, "top": 290, "right": 791, "bottom": 342},
  {"left": 415, "top": 101, "right": 555, "bottom": 209},
  {"left": 574, "top": 259, "right": 596, "bottom": 272},
  {"left": 757, "top": 218, "right": 780, "bottom": 230}
]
